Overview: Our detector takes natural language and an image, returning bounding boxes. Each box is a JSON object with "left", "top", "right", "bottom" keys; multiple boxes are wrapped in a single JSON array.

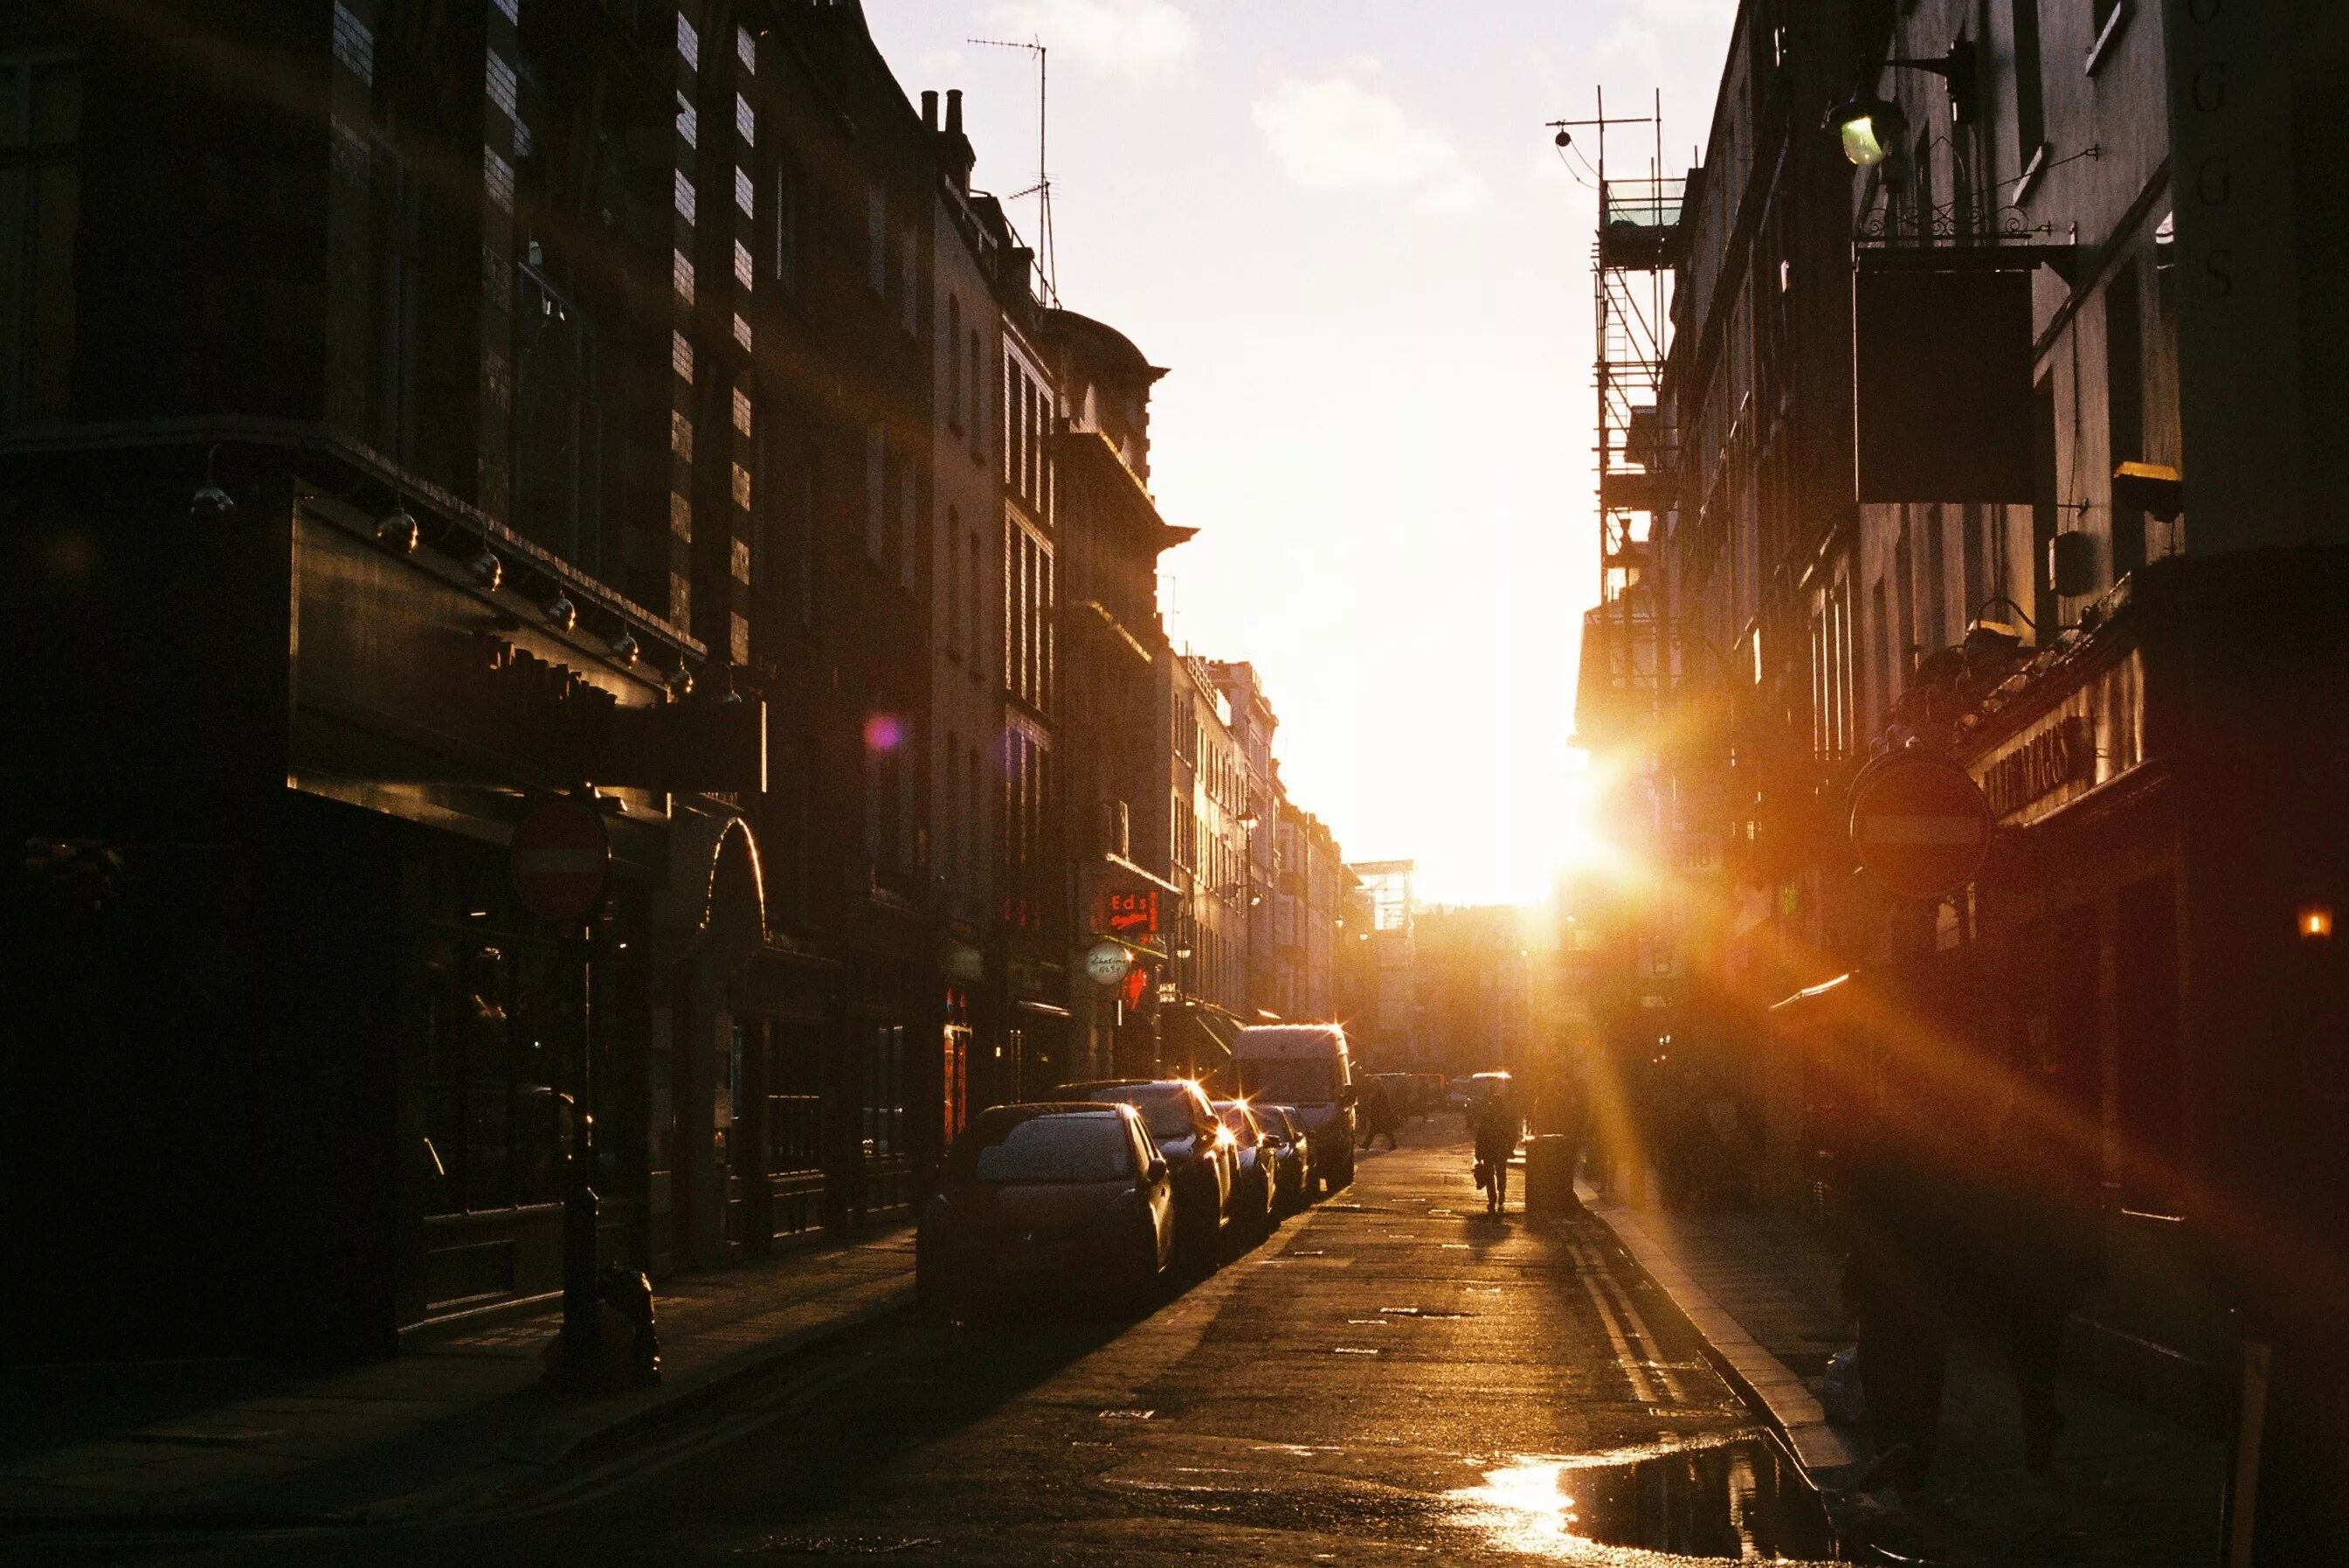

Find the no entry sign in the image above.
[
  {"left": 1849, "top": 756, "right": 1995, "bottom": 901},
  {"left": 510, "top": 797, "right": 611, "bottom": 924}
]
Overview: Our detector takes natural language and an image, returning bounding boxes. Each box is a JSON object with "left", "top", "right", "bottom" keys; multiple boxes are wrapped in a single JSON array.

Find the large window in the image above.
[
  {"left": 863, "top": 1026, "right": 907, "bottom": 1159},
  {"left": 0, "top": 53, "right": 80, "bottom": 425},
  {"left": 2011, "top": 0, "right": 2047, "bottom": 187},
  {"left": 418, "top": 853, "right": 582, "bottom": 1217},
  {"left": 510, "top": 261, "right": 596, "bottom": 566},
  {"left": 2106, "top": 258, "right": 2146, "bottom": 578}
]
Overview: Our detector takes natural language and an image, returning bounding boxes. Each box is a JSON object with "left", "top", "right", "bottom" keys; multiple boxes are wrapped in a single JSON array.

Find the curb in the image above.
[
  {"left": 0, "top": 1282, "right": 917, "bottom": 1537},
  {"left": 1576, "top": 1184, "right": 1866, "bottom": 1490}
]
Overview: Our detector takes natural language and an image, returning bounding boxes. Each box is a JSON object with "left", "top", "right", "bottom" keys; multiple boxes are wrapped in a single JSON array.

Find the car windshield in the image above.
[
  {"left": 1236, "top": 1058, "right": 1337, "bottom": 1104},
  {"left": 1213, "top": 1104, "right": 1259, "bottom": 1144},
  {"left": 950, "top": 1116, "right": 1133, "bottom": 1185},
  {"left": 1086, "top": 1083, "right": 1197, "bottom": 1141}
]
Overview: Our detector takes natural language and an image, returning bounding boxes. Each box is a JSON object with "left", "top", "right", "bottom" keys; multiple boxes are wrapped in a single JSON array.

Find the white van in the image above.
[{"left": 1232, "top": 1025, "right": 1356, "bottom": 1195}]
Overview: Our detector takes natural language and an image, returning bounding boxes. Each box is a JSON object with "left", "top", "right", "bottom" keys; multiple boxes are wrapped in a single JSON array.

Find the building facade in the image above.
[{"left": 1580, "top": 2, "right": 2349, "bottom": 1551}]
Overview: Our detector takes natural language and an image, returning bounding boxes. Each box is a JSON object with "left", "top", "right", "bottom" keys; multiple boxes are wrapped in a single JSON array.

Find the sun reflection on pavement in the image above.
[{"left": 1444, "top": 1441, "right": 1847, "bottom": 1566}]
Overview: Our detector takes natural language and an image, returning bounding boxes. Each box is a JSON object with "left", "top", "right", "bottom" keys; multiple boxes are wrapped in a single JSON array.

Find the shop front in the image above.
[
  {"left": 1941, "top": 553, "right": 2349, "bottom": 1427},
  {"left": 5, "top": 458, "right": 762, "bottom": 1362}
]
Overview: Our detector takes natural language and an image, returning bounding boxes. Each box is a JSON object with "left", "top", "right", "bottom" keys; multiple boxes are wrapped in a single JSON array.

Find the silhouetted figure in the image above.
[
  {"left": 1473, "top": 1090, "right": 1520, "bottom": 1213},
  {"left": 1986, "top": 1090, "right": 2103, "bottom": 1472},
  {"left": 1841, "top": 1107, "right": 1955, "bottom": 1489},
  {"left": 1358, "top": 1077, "right": 1397, "bottom": 1150}
]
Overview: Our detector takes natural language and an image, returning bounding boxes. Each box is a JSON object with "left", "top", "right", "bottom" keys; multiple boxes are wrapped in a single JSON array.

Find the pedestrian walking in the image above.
[
  {"left": 1472, "top": 1087, "right": 1520, "bottom": 1213},
  {"left": 1358, "top": 1076, "right": 1398, "bottom": 1151},
  {"left": 1840, "top": 1102, "right": 1959, "bottom": 1490},
  {"left": 1984, "top": 1082, "right": 2103, "bottom": 1472}
]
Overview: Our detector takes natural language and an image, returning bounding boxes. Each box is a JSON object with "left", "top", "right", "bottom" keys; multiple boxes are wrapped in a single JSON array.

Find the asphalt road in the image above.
[{"left": 88, "top": 1131, "right": 1844, "bottom": 1567}]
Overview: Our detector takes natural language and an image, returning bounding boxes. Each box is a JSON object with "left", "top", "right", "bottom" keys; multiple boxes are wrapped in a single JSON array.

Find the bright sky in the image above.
[{"left": 866, "top": 1, "right": 1732, "bottom": 905}]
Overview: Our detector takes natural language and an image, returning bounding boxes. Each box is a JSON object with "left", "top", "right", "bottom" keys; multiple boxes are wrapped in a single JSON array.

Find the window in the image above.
[
  {"left": 966, "top": 528, "right": 982, "bottom": 667},
  {"left": 897, "top": 723, "right": 918, "bottom": 873},
  {"left": 2106, "top": 257, "right": 2146, "bottom": 578},
  {"left": 794, "top": 452, "right": 817, "bottom": 628},
  {"left": 969, "top": 329, "right": 985, "bottom": 455},
  {"left": 1895, "top": 518, "right": 1917, "bottom": 674},
  {"left": 898, "top": 461, "right": 917, "bottom": 591},
  {"left": 511, "top": 263, "right": 592, "bottom": 563},
  {"left": 417, "top": 848, "right": 585, "bottom": 1219},
  {"left": 772, "top": 159, "right": 798, "bottom": 291},
  {"left": 865, "top": 427, "right": 886, "bottom": 561},
  {"left": 2116, "top": 874, "right": 2182, "bottom": 1211},
  {"left": 368, "top": 136, "right": 420, "bottom": 464},
  {"left": 901, "top": 231, "right": 918, "bottom": 335},
  {"left": 863, "top": 1026, "right": 906, "bottom": 1161},
  {"left": 2011, "top": 0, "right": 2048, "bottom": 189},
  {"left": 946, "top": 296, "right": 963, "bottom": 429},
  {"left": 0, "top": 54, "right": 81, "bottom": 425},
  {"left": 945, "top": 724, "right": 962, "bottom": 886},
  {"left": 2032, "top": 376, "right": 2060, "bottom": 633},
  {"left": 867, "top": 183, "right": 886, "bottom": 294},
  {"left": 965, "top": 747, "right": 983, "bottom": 896},
  {"left": 1923, "top": 503, "right": 1948, "bottom": 653},
  {"left": 947, "top": 519, "right": 964, "bottom": 660},
  {"left": 1961, "top": 502, "right": 1986, "bottom": 626}
]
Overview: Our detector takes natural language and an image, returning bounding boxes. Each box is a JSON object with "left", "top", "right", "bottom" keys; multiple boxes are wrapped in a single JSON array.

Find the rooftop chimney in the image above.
[
  {"left": 922, "top": 90, "right": 938, "bottom": 134},
  {"left": 936, "top": 89, "right": 976, "bottom": 196}
]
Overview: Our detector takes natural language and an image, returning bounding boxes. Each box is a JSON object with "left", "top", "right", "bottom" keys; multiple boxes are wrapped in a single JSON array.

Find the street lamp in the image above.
[
  {"left": 1825, "top": 40, "right": 1977, "bottom": 168},
  {"left": 1826, "top": 93, "right": 1905, "bottom": 168}
]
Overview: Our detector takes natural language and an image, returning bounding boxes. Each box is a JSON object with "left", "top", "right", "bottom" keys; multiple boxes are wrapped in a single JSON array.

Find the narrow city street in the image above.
[{"left": 62, "top": 1133, "right": 1835, "bottom": 1568}]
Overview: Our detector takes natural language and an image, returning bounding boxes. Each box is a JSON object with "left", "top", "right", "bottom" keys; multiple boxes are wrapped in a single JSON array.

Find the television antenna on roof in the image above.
[{"left": 968, "top": 34, "right": 1056, "bottom": 302}]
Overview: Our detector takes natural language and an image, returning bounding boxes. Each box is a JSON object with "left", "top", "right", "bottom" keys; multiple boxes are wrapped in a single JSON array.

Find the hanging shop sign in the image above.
[
  {"left": 510, "top": 796, "right": 612, "bottom": 923},
  {"left": 1849, "top": 755, "right": 1995, "bottom": 901},
  {"left": 1085, "top": 940, "right": 1135, "bottom": 987}
]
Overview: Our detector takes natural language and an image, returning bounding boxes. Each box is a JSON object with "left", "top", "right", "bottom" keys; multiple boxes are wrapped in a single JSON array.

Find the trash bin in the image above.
[{"left": 1523, "top": 1135, "right": 1580, "bottom": 1214}]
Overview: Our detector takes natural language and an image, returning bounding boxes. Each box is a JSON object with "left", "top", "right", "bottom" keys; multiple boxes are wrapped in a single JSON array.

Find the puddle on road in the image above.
[{"left": 1447, "top": 1435, "right": 1845, "bottom": 1565}]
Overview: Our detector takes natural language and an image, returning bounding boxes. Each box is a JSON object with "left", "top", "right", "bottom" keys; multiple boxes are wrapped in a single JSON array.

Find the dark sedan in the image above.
[
  {"left": 1061, "top": 1078, "right": 1237, "bottom": 1271},
  {"left": 916, "top": 1103, "right": 1175, "bottom": 1312},
  {"left": 1252, "top": 1102, "right": 1313, "bottom": 1213},
  {"left": 1212, "top": 1099, "right": 1278, "bottom": 1245}
]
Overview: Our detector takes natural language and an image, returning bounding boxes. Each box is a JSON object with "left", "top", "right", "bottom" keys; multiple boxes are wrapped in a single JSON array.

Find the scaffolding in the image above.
[{"left": 1562, "top": 91, "right": 1682, "bottom": 751}]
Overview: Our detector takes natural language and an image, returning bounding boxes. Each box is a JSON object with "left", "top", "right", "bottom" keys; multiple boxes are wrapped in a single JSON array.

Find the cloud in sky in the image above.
[
  {"left": 985, "top": 0, "right": 1197, "bottom": 82},
  {"left": 1253, "top": 72, "right": 1489, "bottom": 215}
]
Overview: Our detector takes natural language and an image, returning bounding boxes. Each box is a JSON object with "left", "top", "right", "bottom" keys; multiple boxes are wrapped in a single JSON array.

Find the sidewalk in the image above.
[
  {"left": 0, "top": 1227, "right": 915, "bottom": 1528},
  {"left": 1579, "top": 1186, "right": 2227, "bottom": 1566}
]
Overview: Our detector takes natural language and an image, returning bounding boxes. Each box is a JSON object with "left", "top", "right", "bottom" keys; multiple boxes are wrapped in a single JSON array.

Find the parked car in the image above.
[
  {"left": 1212, "top": 1100, "right": 1278, "bottom": 1244},
  {"left": 916, "top": 1103, "right": 1175, "bottom": 1312},
  {"left": 1233, "top": 1025, "right": 1357, "bottom": 1195},
  {"left": 1062, "top": 1079, "right": 1235, "bottom": 1269},
  {"left": 1252, "top": 1102, "right": 1313, "bottom": 1212}
]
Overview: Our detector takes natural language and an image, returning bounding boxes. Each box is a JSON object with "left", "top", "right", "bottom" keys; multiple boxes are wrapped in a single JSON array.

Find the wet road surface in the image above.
[{"left": 73, "top": 1135, "right": 1841, "bottom": 1566}]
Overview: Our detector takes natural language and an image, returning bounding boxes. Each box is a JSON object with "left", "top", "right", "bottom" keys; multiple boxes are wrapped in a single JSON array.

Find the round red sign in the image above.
[
  {"left": 1849, "top": 756, "right": 1995, "bottom": 901},
  {"left": 510, "top": 798, "right": 611, "bottom": 924}
]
